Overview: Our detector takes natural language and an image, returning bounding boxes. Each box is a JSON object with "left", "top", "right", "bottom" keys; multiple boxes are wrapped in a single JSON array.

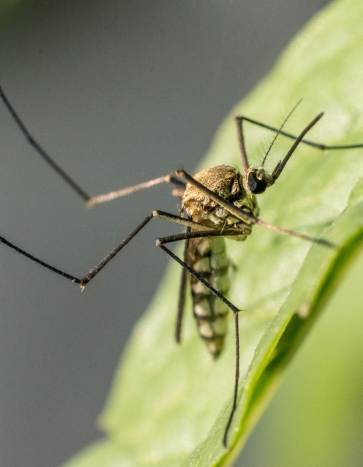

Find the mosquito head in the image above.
[{"left": 247, "top": 167, "right": 274, "bottom": 194}]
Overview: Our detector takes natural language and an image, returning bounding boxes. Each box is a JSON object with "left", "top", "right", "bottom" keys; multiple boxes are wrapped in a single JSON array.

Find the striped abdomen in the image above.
[{"left": 188, "top": 236, "right": 229, "bottom": 359}]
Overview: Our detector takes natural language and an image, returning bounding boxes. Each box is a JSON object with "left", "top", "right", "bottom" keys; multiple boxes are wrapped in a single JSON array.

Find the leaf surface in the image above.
[{"left": 63, "top": 1, "right": 363, "bottom": 465}]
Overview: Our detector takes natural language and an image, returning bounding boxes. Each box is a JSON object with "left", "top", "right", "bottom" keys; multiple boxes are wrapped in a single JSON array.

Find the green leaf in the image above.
[{"left": 63, "top": 1, "right": 363, "bottom": 465}]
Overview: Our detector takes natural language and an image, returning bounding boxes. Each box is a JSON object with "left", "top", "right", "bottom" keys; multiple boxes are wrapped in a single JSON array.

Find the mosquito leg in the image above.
[
  {"left": 175, "top": 170, "right": 336, "bottom": 248},
  {"left": 160, "top": 226, "right": 246, "bottom": 341},
  {"left": 87, "top": 175, "right": 185, "bottom": 207},
  {"left": 80, "top": 211, "right": 220, "bottom": 287},
  {"left": 153, "top": 210, "right": 215, "bottom": 232},
  {"left": 238, "top": 102, "right": 320, "bottom": 180},
  {"left": 80, "top": 213, "right": 153, "bottom": 287},
  {"left": 271, "top": 113, "right": 323, "bottom": 181},
  {"left": 0, "top": 86, "right": 91, "bottom": 202},
  {"left": 158, "top": 230, "right": 243, "bottom": 244},
  {"left": 157, "top": 240, "right": 241, "bottom": 447},
  {"left": 13, "top": 161, "right": 330, "bottom": 291},
  {"left": 238, "top": 115, "right": 363, "bottom": 150},
  {"left": 223, "top": 311, "right": 240, "bottom": 448},
  {"left": 0, "top": 235, "right": 81, "bottom": 283},
  {"left": 1, "top": 213, "right": 154, "bottom": 289},
  {"left": 175, "top": 228, "right": 190, "bottom": 344},
  {"left": 235, "top": 116, "right": 249, "bottom": 173},
  {"left": 0, "top": 86, "right": 186, "bottom": 207},
  {"left": 157, "top": 243, "right": 239, "bottom": 314},
  {"left": 173, "top": 215, "right": 242, "bottom": 343},
  {"left": 158, "top": 227, "right": 250, "bottom": 447},
  {"left": 0, "top": 206, "right": 217, "bottom": 289}
]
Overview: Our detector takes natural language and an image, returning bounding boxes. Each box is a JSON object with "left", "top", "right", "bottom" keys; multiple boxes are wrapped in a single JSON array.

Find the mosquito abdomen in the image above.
[{"left": 190, "top": 236, "right": 230, "bottom": 359}]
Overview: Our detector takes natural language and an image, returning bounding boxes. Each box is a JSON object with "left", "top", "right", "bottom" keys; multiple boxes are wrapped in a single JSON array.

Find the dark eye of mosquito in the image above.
[{"left": 248, "top": 171, "right": 267, "bottom": 194}]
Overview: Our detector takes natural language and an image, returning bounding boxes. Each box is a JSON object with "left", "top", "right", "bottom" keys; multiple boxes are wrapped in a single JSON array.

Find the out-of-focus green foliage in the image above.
[{"left": 63, "top": 0, "right": 363, "bottom": 465}]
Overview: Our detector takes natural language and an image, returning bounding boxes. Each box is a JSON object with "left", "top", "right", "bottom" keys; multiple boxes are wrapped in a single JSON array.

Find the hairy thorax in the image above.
[{"left": 182, "top": 164, "right": 258, "bottom": 234}]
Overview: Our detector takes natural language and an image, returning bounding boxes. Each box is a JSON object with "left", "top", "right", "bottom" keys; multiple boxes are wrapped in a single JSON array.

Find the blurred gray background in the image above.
[{"left": 0, "top": 1, "right": 329, "bottom": 466}]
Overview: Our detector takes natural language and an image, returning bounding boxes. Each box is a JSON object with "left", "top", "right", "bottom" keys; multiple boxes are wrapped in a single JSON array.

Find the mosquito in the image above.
[{"left": 1, "top": 86, "right": 362, "bottom": 448}]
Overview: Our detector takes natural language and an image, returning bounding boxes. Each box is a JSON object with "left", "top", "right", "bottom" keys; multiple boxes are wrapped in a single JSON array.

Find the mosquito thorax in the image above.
[{"left": 182, "top": 165, "right": 258, "bottom": 228}]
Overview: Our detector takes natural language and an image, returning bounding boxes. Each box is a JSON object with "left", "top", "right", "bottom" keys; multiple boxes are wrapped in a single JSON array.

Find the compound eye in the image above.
[{"left": 248, "top": 171, "right": 267, "bottom": 194}]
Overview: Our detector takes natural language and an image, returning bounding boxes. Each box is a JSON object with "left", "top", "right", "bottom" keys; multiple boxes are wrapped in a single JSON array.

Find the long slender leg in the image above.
[
  {"left": 175, "top": 226, "right": 190, "bottom": 344},
  {"left": 0, "top": 208, "right": 223, "bottom": 287},
  {"left": 223, "top": 311, "right": 240, "bottom": 448},
  {"left": 0, "top": 86, "right": 186, "bottom": 207},
  {"left": 4, "top": 83, "right": 362, "bottom": 213},
  {"left": 154, "top": 210, "right": 215, "bottom": 232},
  {"left": 236, "top": 100, "right": 303, "bottom": 174},
  {"left": 158, "top": 226, "right": 266, "bottom": 447},
  {"left": 235, "top": 116, "right": 249, "bottom": 174},
  {"left": 158, "top": 229, "right": 243, "bottom": 244},
  {"left": 157, "top": 239, "right": 241, "bottom": 448},
  {"left": 176, "top": 240, "right": 188, "bottom": 343},
  {"left": 237, "top": 108, "right": 324, "bottom": 183},
  {"left": 158, "top": 227, "right": 250, "bottom": 344},
  {"left": 80, "top": 213, "right": 153, "bottom": 287},
  {"left": 0, "top": 86, "right": 91, "bottom": 202},
  {"left": 157, "top": 243, "right": 239, "bottom": 314},
  {"left": 238, "top": 115, "right": 363, "bottom": 150},
  {"left": 0, "top": 179, "right": 332, "bottom": 290},
  {"left": 0, "top": 235, "right": 80, "bottom": 283},
  {"left": 271, "top": 113, "right": 323, "bottom": 181},
  {"left": 176, "top": 170, "right": 336, "bottom": 248},
  {"left": 87, "top": 175, "right": 185, "bottom": 207},
  {"left": 80, "top": 211, "right": 217, "bottom": 287},
  {"left": 173, "top": 221, "right": 244, "bottom": 344}
]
